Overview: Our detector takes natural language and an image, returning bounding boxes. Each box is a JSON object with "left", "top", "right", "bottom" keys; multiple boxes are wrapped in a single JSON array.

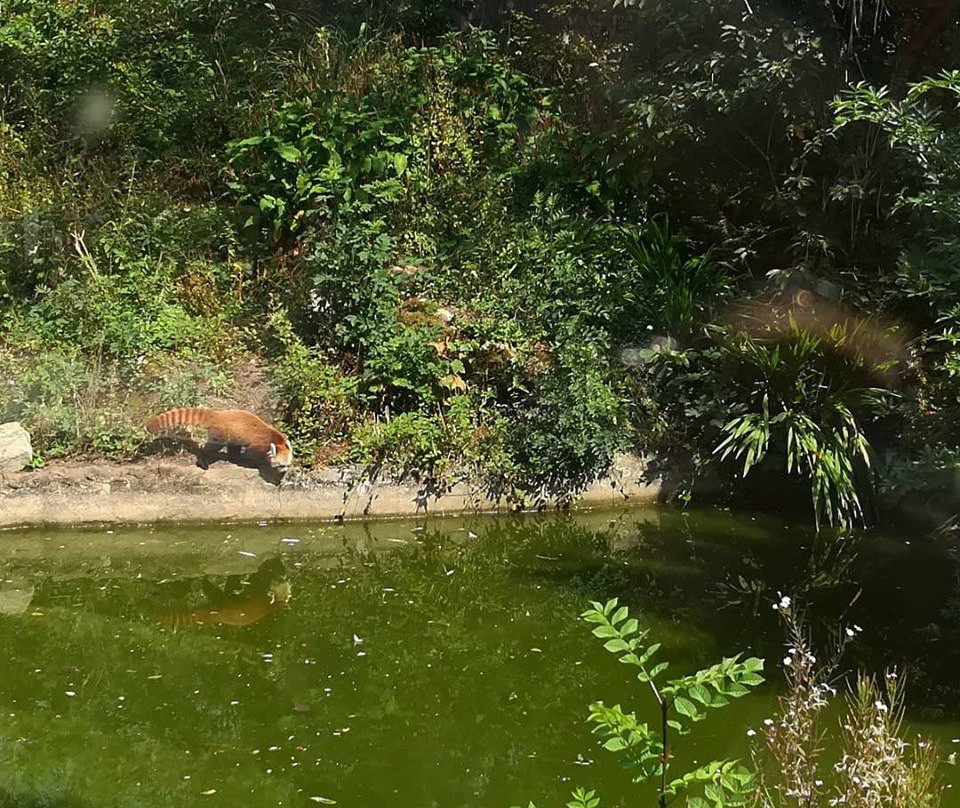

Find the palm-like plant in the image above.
[
  {"left": 714, "top": 315, "right": 890, "bottom": 530},
  {"left": 621, "top": 218, "right": 731, "bottom": 345}
]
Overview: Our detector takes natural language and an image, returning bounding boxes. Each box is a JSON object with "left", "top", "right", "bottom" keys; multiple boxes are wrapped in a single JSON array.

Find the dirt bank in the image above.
[{"left": 0, "top": 454, "right": 662, "bottom": 528}]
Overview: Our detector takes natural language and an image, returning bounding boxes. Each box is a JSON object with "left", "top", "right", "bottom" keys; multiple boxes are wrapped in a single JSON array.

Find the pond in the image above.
[{"left": 0, "top": 507, "right": 958, "bottom": 807}]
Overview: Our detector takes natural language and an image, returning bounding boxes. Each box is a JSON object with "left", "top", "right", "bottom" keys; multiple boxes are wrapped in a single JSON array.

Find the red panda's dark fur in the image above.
[{"left": 147, "top": 408, "right": 293, "bottom": 467}]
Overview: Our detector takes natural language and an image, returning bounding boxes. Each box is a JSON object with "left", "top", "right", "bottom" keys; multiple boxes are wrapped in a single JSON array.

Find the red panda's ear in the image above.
[{"left": 268, "top": 442, "right": 277, "bottom": 457}]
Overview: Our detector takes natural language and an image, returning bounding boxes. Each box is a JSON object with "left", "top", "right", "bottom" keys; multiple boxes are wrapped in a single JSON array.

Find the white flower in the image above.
[
  {"left": 783, "top": 656, "right": 792, "bottom": 666},
  {"left": 746, "top": 729, "right": 756, "bottom": 737},
  {"left": 763, "top": 718, "right": 774, "bottom": 726},
  {"left": 845, "top": 627, "right": 855, "bottom": 637}
]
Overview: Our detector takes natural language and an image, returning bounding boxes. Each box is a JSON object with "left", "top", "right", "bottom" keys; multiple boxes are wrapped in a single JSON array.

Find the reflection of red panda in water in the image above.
[
  {"left": 156, "top": 580, "right": 292, "bottom": 629},
  {"left": 147, "top": 408, "right": 293, "bottom": 468}
]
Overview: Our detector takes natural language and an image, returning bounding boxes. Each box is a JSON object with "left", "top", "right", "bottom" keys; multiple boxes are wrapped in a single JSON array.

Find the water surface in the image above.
[{"left": 0, "top": 508, "right": 957, "bottom": 807}]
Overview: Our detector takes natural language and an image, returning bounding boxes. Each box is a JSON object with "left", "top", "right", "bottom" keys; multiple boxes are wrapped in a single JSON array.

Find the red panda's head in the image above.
[{"left": 268, "top": 437, "right": 294, "bottom": 469}]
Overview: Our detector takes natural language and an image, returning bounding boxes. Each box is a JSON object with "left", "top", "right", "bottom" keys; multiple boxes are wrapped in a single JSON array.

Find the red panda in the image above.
[{"left": 147, "top": 408, "right": 293, "bottom": 468}]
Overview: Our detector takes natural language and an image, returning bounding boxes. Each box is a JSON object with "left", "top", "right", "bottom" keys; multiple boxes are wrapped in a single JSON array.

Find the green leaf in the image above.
[
  {"left": 648, "top": 661, "right": 669, "bottom": 678},
  {"left": 393, "top": 153, "right": 408, "bottom": 176},
  {"left": 688, "top": 683, "right": 711, "bottom": 706},
  {"left": 275, "top": 143, "right": 301, "bottom": 162},
  {"left": 639, "top": 642, "right": 661, "bottom": 663},
  {"left": 603, "top": 638, "right": 631, "bottom": 653},
  {"left": 673, "top": 696, "right": 699, "bottom": 719}
]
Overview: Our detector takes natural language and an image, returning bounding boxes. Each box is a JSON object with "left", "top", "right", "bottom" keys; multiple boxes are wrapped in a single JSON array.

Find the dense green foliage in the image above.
[{"left": 3, "top": 0, "right": 960, "bottom": 520}]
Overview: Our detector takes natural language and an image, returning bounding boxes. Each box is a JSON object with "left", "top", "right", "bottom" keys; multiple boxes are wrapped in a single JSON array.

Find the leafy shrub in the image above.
[
  {"left": 753, "top": 598, "right": 943, "bottom": 808},
  {"left": 505, "top": 345, "right": 628, "bottom": 505},
  {"left": 0, "top": 0, "right": 285, "bottom": 158},
  {"left": 0, "top": 348, "right": 228, "bottom": 458},
  {"left": 713, "top": 319, "right": 890, "bottom": 529},
  {"left": 515, "top": 598, "right": 764, "bottom": 808},
  {"left": 268, "top": 309, "right": 360, "bottom": 465}
]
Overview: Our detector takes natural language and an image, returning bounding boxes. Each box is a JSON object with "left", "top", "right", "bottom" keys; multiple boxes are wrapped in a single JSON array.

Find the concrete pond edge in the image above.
[{"left": 0, "top": 454, "right": 664, "bottom": 529}]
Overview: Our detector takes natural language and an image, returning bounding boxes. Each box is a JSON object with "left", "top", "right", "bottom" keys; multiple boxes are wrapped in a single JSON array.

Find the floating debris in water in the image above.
[
  {"left": 352, "top": 635, "right": 363, "bottom": 645},
  {"left": 65, "top": 691, "right": 76, "bottom": 697},
  {"left": 147, "top": 674, "right": 162, "bottom": 680},
  {"left": 309, "top": 798, "right": 337, "bottom": 805},
  {"left": 201, "top": 790, "right": 217, "bottom": 796},
  {"left": 239, "top": 551, "right": 257, "bottom": 558},
  {"left": 282, "top": 537, "right": 300, "bottom": 545},
  {"left": 468, "top": 531, "right": 478, "bottom": 539}
]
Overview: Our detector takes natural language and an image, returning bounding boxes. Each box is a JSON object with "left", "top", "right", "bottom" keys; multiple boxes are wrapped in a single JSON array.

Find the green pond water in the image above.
[{"left": 0, "top": 507, "right": 959, "bottom": 807}]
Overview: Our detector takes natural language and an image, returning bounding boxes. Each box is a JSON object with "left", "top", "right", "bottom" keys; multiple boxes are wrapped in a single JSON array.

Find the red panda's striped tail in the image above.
[{"left": 147, "top": 408, "right": 212, "bottom": 434}]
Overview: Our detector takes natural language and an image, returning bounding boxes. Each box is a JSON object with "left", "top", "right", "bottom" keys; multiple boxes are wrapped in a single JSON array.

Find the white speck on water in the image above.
[
  {"left": 65, "top": 691, "right": 76, "bottom": 697},
  {"left": 239, "top": 551, "right": 257, "bottom": 558}
]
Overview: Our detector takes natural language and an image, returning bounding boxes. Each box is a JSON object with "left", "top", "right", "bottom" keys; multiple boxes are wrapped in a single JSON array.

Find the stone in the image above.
[
  {"left": 0, "top": 422, "right": 33, "bottom": 471},
  {"left": 0, "top": 580, "right": 34, "bottom": 615}
]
